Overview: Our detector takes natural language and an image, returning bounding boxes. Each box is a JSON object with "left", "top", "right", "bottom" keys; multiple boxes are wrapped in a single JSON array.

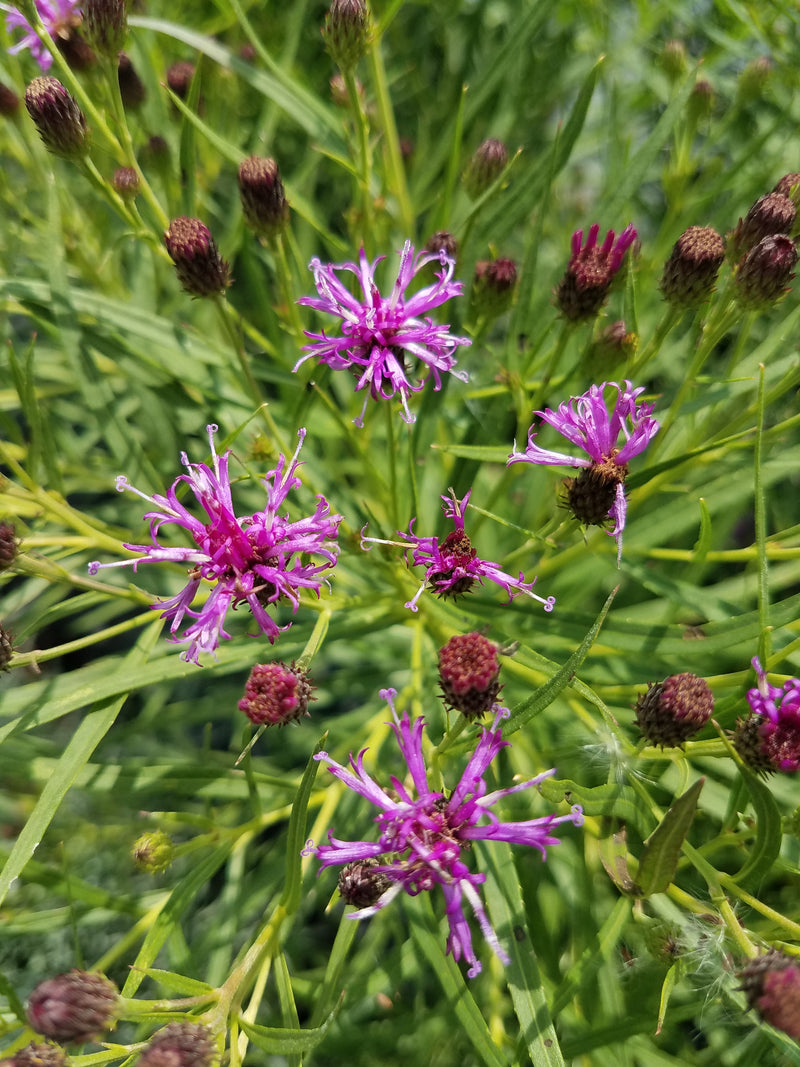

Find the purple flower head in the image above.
[
  {"left": 306, "top": 690, "right": 583, "bottom": 977},
  {"left": 555, "top": 223, "right": 637, "bottom": 322},
  {"left": 746, "top": 657, "right": 800, "bottom": 772},
  {"left": 508, "top": 380, "right": 659, "bottom": 564},
  {"left": 2, "top": 1, "right": 82, "bottom": 70},
  {"left": 295, "top": 241, "right": 471, "bottom": 427},
  {"left": 361, "top": 489, "right": 555, "bottom": 613},
  {"left": 88, "top": 427, "right": 341, "bottom": 664}
]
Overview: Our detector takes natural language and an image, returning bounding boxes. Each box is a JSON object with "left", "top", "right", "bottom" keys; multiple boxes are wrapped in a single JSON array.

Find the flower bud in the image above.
[
  {"left": 56, "top": 31, "right": 96, "bottom": 72},
  {"left": 774, "top": 173, "right": 800, "bottom": 205},
  {"left": 166, "top": 61, "right": 195, "bottom": 100},
  {"left": 687, "top": 79, "right": 714, "bottom": 123},
  {"left": 138, "top": 1023, "right": 214, "bottom": 1067},
  {"left": 737, "top": 56, "right": 771, "bottom": 103},
  {"left": 425, "top": 231, "right": 458, "bottom": 258},
  {"left": 0, "top": 522, "right": 18, "bottom": 571},
  {"left": 83, "top": 0, "right": 127, "bottom": 57},
  {"left": 471, "top": 257, "right": 517, "bottom": 318},
  {"left": 238, "top": 156, "right": 290, "bottom": 240},
  {"left": 739, "top": 950, "right": 800, "bottom": 1040},
  {"left": 238, "top": 661, "right": 314, "bottom": 726},
  {"left": 112, "top": 166, "right": 139, "bottom": 199},
  {"left": 728, "top": 193, "right": 796, "bottom": 260},
  {"left": 9, "top": 1043, "right": 68, "bottom": 1067},
  {"left": 0, "top": 626, "right": 13, "bottom": 671},
  {"left": 660, "top": 39, "right": 687, "bottom": 82},
  {"left": 323, "top": 0, "right": 369, "bottom": 71},
  {"left": 338, "top": 858, "right": 391, "bottom": 907},
  {"left": 586, "top": 320, "right": 638, "bottom": 373},
  {"left": 118, "top": 53, "right": 146, "bottom": 109},
  {"left": 463, "top": 138, "right": 508, "bottom": 200},
  {"left": 25, "top": 76, "right": 88, "bottom": 158},
  {"left": 0, "top": 83, "right": 20, "bottom": 116},
  {"left": 164, "top": 216, "right": 231, "bottom": 297},
  {"left": 734, "top": 234, "right": 797, "bottom": 309},
  {"left": 132, "top": 830, "right": 175, "bottom": 874},
  {"left": 27, "top": 970, "right": 119, "bottom": 1045},
  {"left": 634, "top": 673, "right": 714, "bottom": 746},
  {"left": 660, "top": 226, "right": 726, "bottom": 308},
  {"left": 438, "top": 632, "right": 502, "bottom": 720}
]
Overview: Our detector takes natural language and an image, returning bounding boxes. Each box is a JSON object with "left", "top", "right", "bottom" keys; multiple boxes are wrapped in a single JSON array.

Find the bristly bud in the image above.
[
  {"left": 0, "top": 522, "right": 18, "bottom": 571},
  {"left": 733, "top": 234, "right": 797, "bottom": 309},
  {"left": 472, "top": 257, "right": 517, "bottom": 318},
  {"left": 660, "top": 39, "right": 687, "bottom": 82},
  {"left": 238, "top": 661, "right": 315, "bottom": 726},
  {"left": 555, "top": 223, "right": 637, "bottom": 322},
  {"left": 83, "top": 0, "right": 127, "bottom": 57},
  {"left": 438, "top": 632, "right": 502, "bottom": 720},
  {"left": 8, "top": 1043, "right": 68, "bottom": 1067},
  {"left": 117, "top": 53, "right": 146, "bottom": 109},
  {"left": 774, "top": 173, "right": 800, "bottom": 206},
  {"left": 238, "top": 156, "right": 290, "bottom": 241},
  {"left": 0, "top": 626, "right": 13, "bottom": 671},
  {"left": 164, "top": 216, "right": 231, "bottom": 297},
  {"left": 634, "top": 673, "right": 714, "bottom": 747},
  {"left": 137, "top": 1022, "right": 215, "bottom": 1067},
  {"left": 132, "top": 830, "right": 175, "bottom": 874},
  {"left": 112, "top": 166, "right": 139, "bottom": 199},
  {"left": 425, "top": 231, "right": 458, "bottom": 259},
  {"left": 323, "top": 0, "right": 369, "bottom": 71},
  {"left": 687, "top": 79, "right": 714, "bottom": 123},
  {"left": 0, "top": 83, "right": 20, "bottom": 116},
  {"left": 166, "top": 61, "right": 196, "bottom": 100},
  {"left": 739, "top": 950, "right": 800, "bottom": 1040},
  {"left": 24, "top": 76, "right": 88, "bottom": 159},
  {"left": 728, "top": 193, "right": 797, "bottom": 260},
  {"left": 586, "top": 320, "right": 638, "bottom": 374},
  {"left": 27, "top": 970, "right": 119, "bottom": 1045},
  {"left": 660, "top": 226, "right": 726, "bottom": 308},
  {"left": 737, "top": 56, "right": 772, "bottom": 103},
  {"left": 463, "top": 138, "right": 508, "bottom": 200},
  {"left": 338, "top": 858, "right": 391, "bottom": 907}
]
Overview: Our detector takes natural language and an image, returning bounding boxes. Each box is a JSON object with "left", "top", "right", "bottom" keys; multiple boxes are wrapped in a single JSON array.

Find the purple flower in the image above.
[
  {"left": 2, "top": 1, "right": 81, "bottom": 70},
  {"left": 746, "top": 657, "right": 800, "bottom": 772},
  {"left": 555, "top": 223, "right": 637, "bottom": 322},
  {"left": 507, "top": 380, "right": 659, "bottom": 563},
  {"left": 307, "top": 691, "right": 583, "bottom": 977},
  {"left": 88, "top": 426, "right": 341, "bottom": 664},
  {"left": 362, "top": 489, "right": 555, "bottom": 613},
  {"left": 295, "top": 241, "right": 471, "bottom": 427}
]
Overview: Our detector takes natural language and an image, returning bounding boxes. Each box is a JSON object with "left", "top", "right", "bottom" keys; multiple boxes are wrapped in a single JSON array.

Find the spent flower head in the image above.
[
  {"left": 361, "top": 489, "right": 555, "bottom": 613},
  {"left": 733, "top": 657, "right": 800, "bottom": 774},
  {"left": 508, "top": 380, "right": 659, "bottom": 564},
  {"left": 555, "top": 223, "right": 637, "bottom": 322},
  {"left": 307, "top": 691, "right": 583, "bottom": 977},
  {"left": 88, "top": 426, "right": 341, "bottom": 664},
  {"left": 296, "top": 241, "right": 471, "bottom": 426},
  {"left": 3, "top": 1, "right": 82, "bottom": 71},
  {"left": 438, "top": 632, "right": 502, "bottom": 720},
  {"left": 238, "top": 660, "right": 315, "bottom": 726}
]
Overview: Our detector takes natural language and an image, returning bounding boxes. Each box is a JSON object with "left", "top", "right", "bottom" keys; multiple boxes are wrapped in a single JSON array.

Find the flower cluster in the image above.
[
  {"left": 508, "top": 380, "right": 659, "bottom": 563},
  {"left": 362, "top": 489, "right": 555, "bottom": 613},
  {"left": 307, "top": 690, "right": 583, "bottom": 977},
  {"left": 88, "top": 427, "right": 341, "bottom": 664},
  {"left": 3, "top": 0, "right": 82, "bottom": 71},
  {"left": 296, "top": 241, "right": 470, "bottom": 426}
]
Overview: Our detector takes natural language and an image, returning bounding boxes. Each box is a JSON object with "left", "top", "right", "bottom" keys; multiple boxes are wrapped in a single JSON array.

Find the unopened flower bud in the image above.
[
  {"left": 660, "top": 39, "right": 687, "bottom": 82},
  {"left": 687, "top": 79, "right": 714, "bottom": 123},
  {"left": 27, "top": 970, "right": 119, "bottom": 1045},
  {"left": 83, "top": 0, "right": 127, "bottom": 57},
  {"left": 0, "top": 626, "right": 13, "bottom": 671},
  {"left": 463, "top": 138, "right": 508, "bottom": 199},
  {"left": 774, "top": 173, "right": 800, "bottom": 205},
  {"left": 739, "top": 950, "right": 800, "bottom": 1040},
  {"left": 660, "top": 225, "right": 726, "bottom": 307},
  {"left": 471, "top": 257, "right": 517, "bottom": 318},
  {"left": 164, "top": 216, "right": 231, "bottom": 297},
  {"left": 138, "top": 1022, "right": 214, "bottom": 1067},
  {"left": 166, "top": 61, "right": 195, "bottom": 100},
  {"left": 728, "top": 193, "right": 796, "bottom": 260},
  {"left": 634, "top": 673, "right": 714, "bottom": 746},
  {"left": 438, "top": 632, "right": 502, "bottom": 719},
  {"left": 734, "top": 234, "right": 797, "bottom": 309},
  {"left": 0, "top": 83, "right": 20, "bottom": 116},
  {"left": 238, "top": 661, "right": 314, "bottom": 726},
  {"left": 425, "top": 231, "right": 458, "bottom": 258},
  {"left": 555, "top": 223, "right": 637, "bottom": 322},
  {"left": 338, "top": 858, "right": 391, "bottom": 907},
  {"left": 737, "top": 56, "right": 771, "bottom": 103},
  {"left": 25, "top": 76, "right": 88, "bottom": 158},
  {"left": 323, "top": 0, "right": 369, "bottom": 71},
  {"left": 56, "top": 31, "right": 96, "bottom": 72},
  {"left": 586, "top": 320, "right": 638, "bottom": 373},
  {"left": 132, "top": 830, "right": 175, "bottom": 874},
  {"left": 238, "top": 156, "right": 289, "bottom": 240},
  {"left": 112, "top": 166, "right": 139, "bottom": 199},
  {"left": 0, "top": 522, "right": 18, "bottom": 571},
  {"left": 9, "top": 1043, "right": 68, "bottom": 1067},
  {"left": 118, "top": 53, "right": 146, "bottom": 109}
]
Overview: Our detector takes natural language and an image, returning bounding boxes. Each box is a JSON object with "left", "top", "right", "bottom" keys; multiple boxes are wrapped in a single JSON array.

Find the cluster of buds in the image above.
[
  {"left": 238, "top": 662, "right": 315, "bottom": 726},
  {"left": 238, "top": 156, "right": 290, "bottom": 241},
  {"left": 24, "top": 76, "right": 87, "bottom": 158},
  {"left": 634, "top": 673, "right": 714, "bottom": 747},
  {"left": 727, "top": 192, "right": 796, "bottom": 261},
  {"left": 729, "top": 185, "right": 798, "bottom": 309},
  {"left": 26, "top": 970, "right": 119, "bottom": 1045},
  {"left": 164, "top": 217, "right": 231, "bottom": 297},
  {"left": 438, "top": 632, "right": 502, "bottom": 720}
]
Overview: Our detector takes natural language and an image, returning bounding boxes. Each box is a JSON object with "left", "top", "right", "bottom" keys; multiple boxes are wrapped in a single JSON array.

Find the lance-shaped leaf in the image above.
[{"left": 636, "top": 779, "right": 704, "bottom": 897}]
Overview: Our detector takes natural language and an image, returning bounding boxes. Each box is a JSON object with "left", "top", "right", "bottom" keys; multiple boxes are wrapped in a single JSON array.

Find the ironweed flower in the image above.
[
  {"left": 555, "top": 223, "right": 637, "bottom": 322},
  {"left": 306, "top": 691, "right": 583, "bottom": 977},
  {"left": 2, "top": 1, "right": 82, "bottom": 71},
  {"left": 295, "top": 241, "right": 471, "bottom": 427},
  {"left": 88, "top": 426, "right": 341, "bottom": 664},
  {"left": 734, "top": 657, "right": 800, "bottom": 774},
  {"left": 508, "top": 380, "right": 659, "bottom": 564},
  {"left": 361, "top": 489, "right": 555, "bottom": 613}
]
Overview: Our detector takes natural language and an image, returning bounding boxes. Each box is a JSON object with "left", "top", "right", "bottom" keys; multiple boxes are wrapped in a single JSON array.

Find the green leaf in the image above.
[
  {"left": 731, "top": 769, "right": 783, "bottom": 888},
  {"left": 637, "top": 779, "right": 705, "bottom": 897},
  {"left": 140, "top": 968, "right": 214, "bottom": 996},
  {"left": 280, "top": 733, "right": 327, "bottom": 915},
  {"left": 656, "top": 964, "right": 680, "bottom": 1037},
  {"left": 238, "top": 998, "right": 341, "bottom": 1054}
]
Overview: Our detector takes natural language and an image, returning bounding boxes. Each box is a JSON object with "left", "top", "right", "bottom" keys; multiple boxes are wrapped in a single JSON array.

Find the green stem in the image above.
[
  {"left": 343, "top": 68, "right": 373, "bottom": 248},
  {"left": 271, "top": 231, "right": 305, "bottom": 342},
  {"left": 9, "top": 611, "right": 158, "bottom": 669},
  {"left": 526, "top": 319, "right": 577, "bottom": 414},
  {"left": 368, "top": 40, "right": 413, "bottom": 237},
  {"left": 629, "top": 306, "right": 681, "bottom": 378}
]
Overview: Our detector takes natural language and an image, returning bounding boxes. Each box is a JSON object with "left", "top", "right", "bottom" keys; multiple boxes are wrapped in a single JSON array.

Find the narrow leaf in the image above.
[
  {"left": 637, "top": 779, "right": 704, "bottom": 897},
  {"left": 239, "top": 999, "right": 341, "bottom": 1054}
]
